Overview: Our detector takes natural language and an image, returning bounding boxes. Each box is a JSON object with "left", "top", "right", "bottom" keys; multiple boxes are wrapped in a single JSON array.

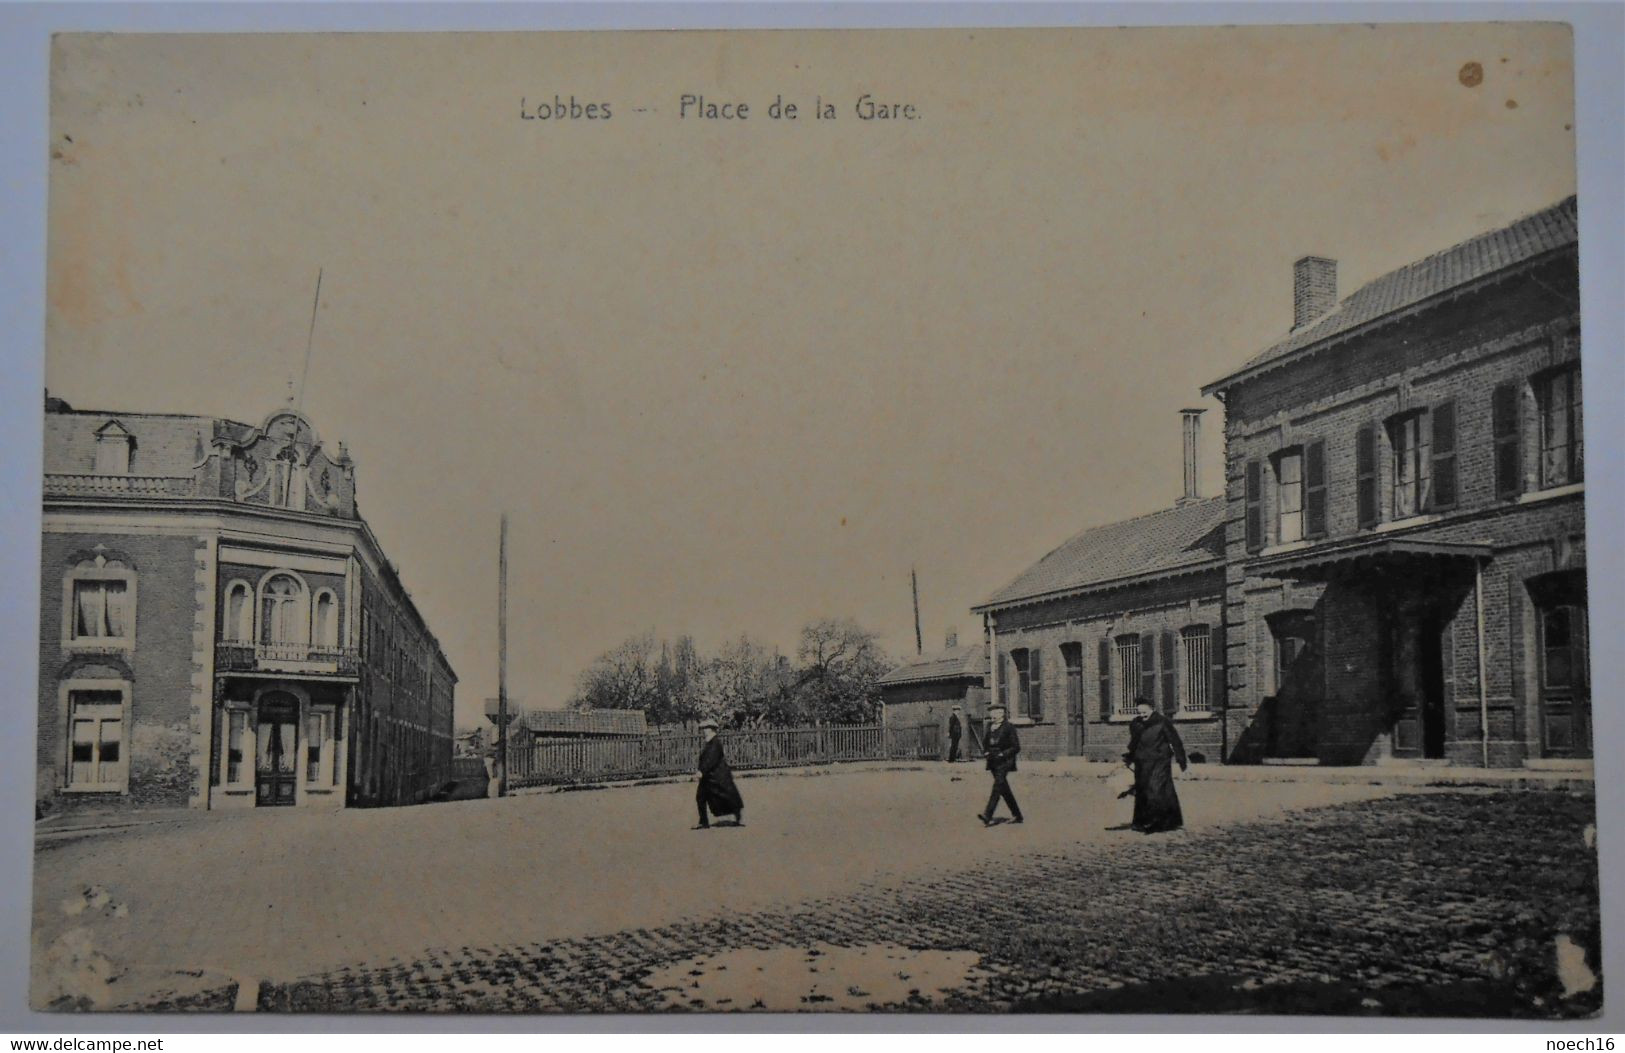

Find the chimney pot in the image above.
[
  {"left": 1179, "top": 408, "right": 1205, "bottom": 504},
  {"left": 945, "top": 629, "right": 959, "bottom": 650},
  {"left": 1293, "top": 256, "right": 1338, "bottom": 330}
]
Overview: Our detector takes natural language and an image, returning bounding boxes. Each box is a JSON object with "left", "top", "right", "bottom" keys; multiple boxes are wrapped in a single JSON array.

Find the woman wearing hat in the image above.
[{"left": 694, "top": 717, "right": 745, "bottom": 829}]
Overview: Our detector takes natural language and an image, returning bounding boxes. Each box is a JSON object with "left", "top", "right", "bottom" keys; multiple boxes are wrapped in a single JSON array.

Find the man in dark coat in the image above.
[
  {"left": 977, "top": 704, "right": 1023, "bottom": 825},
  {"left": 694, "top": 718, "right": 744, "bottom": 829},
  {"left": 1123, "top": 697, "right": 1187, "bottom": 833},
  {"left": 947, "top": 706, "right": 963, "bottom": 763}
]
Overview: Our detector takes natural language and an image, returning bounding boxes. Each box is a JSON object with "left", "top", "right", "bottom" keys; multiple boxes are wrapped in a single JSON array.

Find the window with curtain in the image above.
[
  {"left": 312, "top": 591, "right": 338, "bottom": 648},
  {"left": 260, "top": 575, "right": 306, "bottom": 646},
  {"left": 1389, "top": 411, "right": 1429, "bottom": 519},
  {"left": 72, "top": 579, "right": 130, "bottom": 642},
  {"left": 225, "top": 582, "right": 253, "bottom": 642},
  {"left": 1540, "top": 366, "right": 1584, "bottom": 489},
  {"left": 1275, "top": 449, "right": 1304, "bottom": 543},
  {"left": 226, "top": 710, "right": 249, "bottom": 784},
  {"left": 306, "top": 710, "right": 332, "bottom": 785}
]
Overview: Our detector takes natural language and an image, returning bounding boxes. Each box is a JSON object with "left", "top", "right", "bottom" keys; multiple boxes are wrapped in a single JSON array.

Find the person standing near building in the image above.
[
  {"left": 694, "top": 718, "right": 744, "bottom": 829},
  {"left": 977, "top": 704, "right": 1023, "bottom": 825},
  {"left": 1123, "top": 697, "right": 1187, "bottom": 833},
  {"left": 947, "top": 705, "right": 963, "bottom": 763}
]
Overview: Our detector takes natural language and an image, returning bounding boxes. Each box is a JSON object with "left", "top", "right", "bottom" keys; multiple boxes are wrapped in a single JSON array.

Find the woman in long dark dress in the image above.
[
  {"left": 1123, "top": 697, "right": 1187, "bottom": 833},
  {"left": 694, "top": 718, "right": 744, "bottom": 829}
]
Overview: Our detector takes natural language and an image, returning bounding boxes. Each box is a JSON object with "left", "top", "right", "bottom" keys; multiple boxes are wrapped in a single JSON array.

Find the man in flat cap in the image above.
[
  {"left": 947, "top": 705, "right": 964, "bottom": 763},
  {"left": 977, "top": 704, "right": 1023, "bottom": 825},
  {"left": 694, "top": 717, "right": 745, "bottom": 829}
]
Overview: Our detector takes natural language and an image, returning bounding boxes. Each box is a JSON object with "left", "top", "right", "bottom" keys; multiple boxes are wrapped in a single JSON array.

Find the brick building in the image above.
[
  {"left": 38, "top": 395, "right": 457, "bottom": 812},
  {"left": 970, "top": 410, "right": 1228, "bottom": 763},
  {"left": 877, "top": 631, "right": 990, "bottom": 750},
  {"left": 1203, "top": 196, "right": 1585, "bottom": 766}
]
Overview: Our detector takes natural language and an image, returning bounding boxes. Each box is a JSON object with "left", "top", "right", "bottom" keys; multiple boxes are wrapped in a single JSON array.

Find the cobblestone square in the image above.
[{"left": 30, "top": 766, "right": 1600, "bottom": 1017}]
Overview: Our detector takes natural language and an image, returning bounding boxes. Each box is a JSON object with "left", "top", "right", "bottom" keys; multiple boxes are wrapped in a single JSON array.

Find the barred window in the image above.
[
  {"left": 1180, "top": 625, "right": 1212, "bottom": 713},
  {"left": 1113, "top": 634, "right": 1139, "bottom": 714}
]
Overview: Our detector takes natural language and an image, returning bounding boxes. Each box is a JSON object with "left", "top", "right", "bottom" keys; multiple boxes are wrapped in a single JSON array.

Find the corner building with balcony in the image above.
[
  {"left": 39, "top": 396, "right": 457, "bottom": 812},
  {"left": 1203, "top": 197, "right": 1586, "bottom": 766}
]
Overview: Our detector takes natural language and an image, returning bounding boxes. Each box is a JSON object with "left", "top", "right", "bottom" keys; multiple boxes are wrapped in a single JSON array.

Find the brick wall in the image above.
[
  {"left": 986, "top": 570, "right": 1227, "bottom": 764},
  {"left": 38, "top": 530, "right": 202, "bottom": 810},
  {"left": 1216, "top": 258, "right": 1585, "bottom": 766}
]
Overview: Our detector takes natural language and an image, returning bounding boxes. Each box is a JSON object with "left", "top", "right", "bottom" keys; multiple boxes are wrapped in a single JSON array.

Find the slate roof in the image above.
[
  {"left": 1204, "top": 196, "right": 1579, "bottom": 393},
  {"left": 878, "top": 642, "right": 988, "bottom": 686},
  {"left": 975, "top": 496, "right": 1226, "bottom": 611}
]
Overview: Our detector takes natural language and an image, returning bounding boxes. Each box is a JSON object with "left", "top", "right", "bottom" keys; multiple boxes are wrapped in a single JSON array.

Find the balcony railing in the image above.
[
  {"left": 216, "top": 641, "right": 359, "bottom": 676},
  {"left": 45, "top": 473, "right": 196, "bottom": 498}
]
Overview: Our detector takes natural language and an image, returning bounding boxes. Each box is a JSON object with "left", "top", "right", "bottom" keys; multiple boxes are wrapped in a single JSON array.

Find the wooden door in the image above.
[
  {"left": 256, "top": 693, "right": 299, "bottom": 806},
  {"left": 1539, "top": 602, "right": 1592, "bottom": 759}
]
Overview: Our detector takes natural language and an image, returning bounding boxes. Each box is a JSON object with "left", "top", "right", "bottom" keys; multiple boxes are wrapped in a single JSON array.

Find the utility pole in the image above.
[
  {"left": 911, "top": 565, "right": 923, "bottom": 656},
  {"left": 496, "top": 512, "right": 509, "bottom": 797}
]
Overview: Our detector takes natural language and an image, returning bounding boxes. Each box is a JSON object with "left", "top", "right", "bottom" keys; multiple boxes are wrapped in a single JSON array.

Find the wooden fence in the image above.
[{"left": 506, "top": 723, "right": 942, "bottom": 789}]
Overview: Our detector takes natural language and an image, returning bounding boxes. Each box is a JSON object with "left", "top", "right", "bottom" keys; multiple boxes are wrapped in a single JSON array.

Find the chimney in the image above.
[
  {"left": 1293, "top": 256, "right": 1337, "bottom": 330},
  {"left": 1178, "top": 408, "right": 1205, "bottom": 504},
  {"left": 945, "top": 629, "right": 959, "bottom": 650}
]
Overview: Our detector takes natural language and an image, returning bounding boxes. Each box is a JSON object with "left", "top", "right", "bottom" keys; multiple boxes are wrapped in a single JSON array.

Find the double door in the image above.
[{"left": 256, "top": 693, "right": 299, "bottom": 806}]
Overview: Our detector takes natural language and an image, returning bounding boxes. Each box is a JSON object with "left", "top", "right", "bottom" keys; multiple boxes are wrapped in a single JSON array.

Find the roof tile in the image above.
[{"left": 977, "top": 496, "right": 1225, "bottom": 610}]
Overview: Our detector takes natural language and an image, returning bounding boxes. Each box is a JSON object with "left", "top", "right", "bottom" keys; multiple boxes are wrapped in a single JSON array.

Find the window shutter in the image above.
[
  {"left": 1431, "top": 401, "right": 1458, "bottom": 509},
  {"left": 1305, "top": 440, "right": 1327, "bottom": 537},
  {"left": 1244, "top": 460, "right": 1264, "bottom": 551},
  {"left": 1097, "top": 639, "right": 1112, "bottom": 719},
  {"left": 1210, "top": 619, "right": 1227, "bottom": 713},
  {"left": 1139, "top": 632, "right": 1156, "bottom": 705},
  {"left": 1356, "top": 425, "right": 1378, "bottom": 528},
  {"left": 1493, "top": 384, "right": 1522, "bottom": 499},
  {"left": 1029, "top": 647, "right": 1043, "bottom": 721},
  {"left": 1160, "top": 630, "right": 1177, "bottom": 715}
]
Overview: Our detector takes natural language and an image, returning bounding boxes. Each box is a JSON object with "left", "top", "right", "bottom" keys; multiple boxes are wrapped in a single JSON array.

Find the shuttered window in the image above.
[
  {"left": 1431, "top": 400, "right": 1458, "bottom": 510},
  {"left": 1356, "top": 424, "right": 1379, "bottom": 528},
  {"left": 1493, "top": 383, "right": 1523, "bottom": 499},
  {"left": 1139, "top": 632, "right": 1157, "bottom": 707},
  {"left": 1097, "top": 639, "right": 1112, "bottom": 719},
  {"left": 1029, "top": 648, "right": 1043, "bottom": 721},
  {"left": 1244, "top": 459, "right": 1264, "bottom": 551},
  {"left": 1160, "top": 631, "right": 1177, "bottom": 714},
  {"left": 1304, "top": 440, "right": 1327, "bottom": 537}
]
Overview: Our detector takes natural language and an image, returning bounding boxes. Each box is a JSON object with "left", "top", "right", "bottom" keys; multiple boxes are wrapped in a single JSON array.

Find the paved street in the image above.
[{"left": 30, "top": 764, "right": 1600, "bottom": 1016}]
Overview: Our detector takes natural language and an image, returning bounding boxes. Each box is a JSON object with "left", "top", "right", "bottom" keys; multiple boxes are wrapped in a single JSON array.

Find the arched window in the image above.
[
  {"left": 312, "top": 590, "right": 339, "bottom": 648},
  {"left": 260, "top": 574, "right": 308, "bottom": 646},
  {"left": 224, "top": 581, "right": 253, "bottom": 642}
]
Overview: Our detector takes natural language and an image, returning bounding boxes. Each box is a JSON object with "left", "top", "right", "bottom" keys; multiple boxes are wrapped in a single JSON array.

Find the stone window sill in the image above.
[{"left": 1518, "top": 482, "right": 1585, "bottom": 506}]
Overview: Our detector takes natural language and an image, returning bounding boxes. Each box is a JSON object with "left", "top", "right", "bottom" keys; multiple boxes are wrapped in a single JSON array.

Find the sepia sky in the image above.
[{"left": 45, "top": 25, "right": 1576, "bottom": 728}]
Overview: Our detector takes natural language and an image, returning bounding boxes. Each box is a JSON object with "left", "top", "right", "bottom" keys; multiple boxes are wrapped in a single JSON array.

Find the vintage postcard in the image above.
[{"left": 32, "top": 24, "right": 1595, "bottom": 1017}]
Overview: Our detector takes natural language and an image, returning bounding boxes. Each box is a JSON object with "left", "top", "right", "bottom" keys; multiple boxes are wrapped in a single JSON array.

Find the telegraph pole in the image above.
[
  {"left": 911, "top": 565, "right": 923, "bottom": 656},
  {"left": 496, "top": 512, "right": 509, "bottom": 797}
]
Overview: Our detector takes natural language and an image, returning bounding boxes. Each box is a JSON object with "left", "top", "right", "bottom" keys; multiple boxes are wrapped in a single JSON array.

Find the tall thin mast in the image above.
[
  {"left": 911, "top": 565, "right": 923, "bottom": 656},
  {"left": 496, "top": 512, "right": 509, "bottom": 797}
]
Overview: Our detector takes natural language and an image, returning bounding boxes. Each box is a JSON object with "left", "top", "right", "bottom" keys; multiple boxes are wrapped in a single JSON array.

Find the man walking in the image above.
[
  {"left": 694, "top": 718, "right": 745, "bottom": 829},
  {"left": 947, "top": 705, "right": 963, "bottom": 763},
  {"left": 977, "top": 704, "right": 1023, "bottom": 825}
]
